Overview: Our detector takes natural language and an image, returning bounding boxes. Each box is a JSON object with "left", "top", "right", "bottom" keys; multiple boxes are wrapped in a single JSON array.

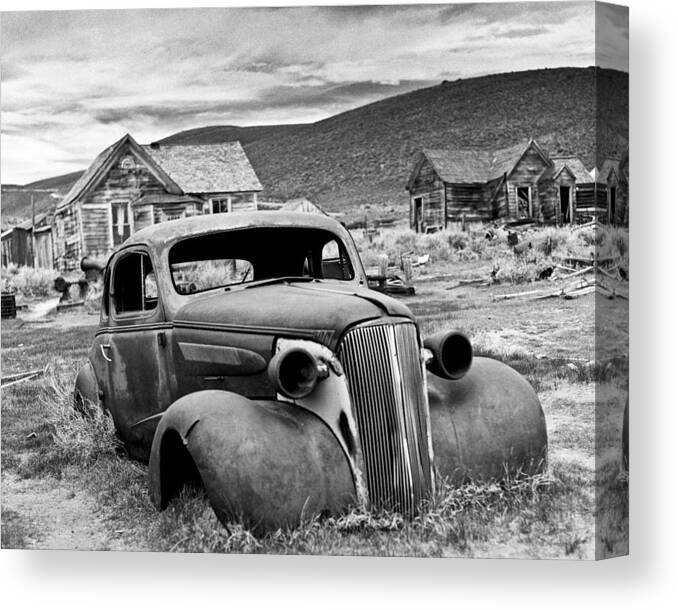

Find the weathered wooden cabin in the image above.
[
  {"left": 406, "top": 139, "right": 552, "bottom": 232},
  {"left": 1, "top": 213, "right": 53, "bottom": 268},
  {"left": 53, "top": 134, "right": 262, "bottom": 271},
  {"left": 407, "top": 139, "right": 627, "bottom": 230}
]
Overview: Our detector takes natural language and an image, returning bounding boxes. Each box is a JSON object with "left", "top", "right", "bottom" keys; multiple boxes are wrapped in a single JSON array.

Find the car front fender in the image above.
[
  {"left": 148, "top": 390, "right": 357, "bottom": 532},
  {"left": 428, "top": 356, "right": 548, "bottom": 484}
]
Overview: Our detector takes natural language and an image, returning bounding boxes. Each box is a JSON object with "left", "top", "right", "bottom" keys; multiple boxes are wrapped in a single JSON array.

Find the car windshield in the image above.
[{"left": 168, "top": 227, "right": 355, "bottom": 295}]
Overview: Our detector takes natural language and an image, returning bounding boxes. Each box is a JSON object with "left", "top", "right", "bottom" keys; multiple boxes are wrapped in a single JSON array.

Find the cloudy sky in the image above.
[{"left": 1, "top": 1, "right": 628, "bottom": 184}]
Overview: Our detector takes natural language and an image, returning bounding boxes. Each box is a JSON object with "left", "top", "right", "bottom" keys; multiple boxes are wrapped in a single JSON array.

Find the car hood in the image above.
[{"left": 173, "top": 280, "right": 414, "bottom": 348}]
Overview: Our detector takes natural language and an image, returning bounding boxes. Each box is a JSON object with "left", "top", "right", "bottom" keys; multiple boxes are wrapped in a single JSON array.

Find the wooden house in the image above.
[
  {"left": 406, "top": 139, "right": 552, "bottom": 232},
  {"left": 53, "top": 134, "right": 262, "bottom": 271},
  {"left": 1, "top": 213, "right": 53, "bottom": 268}
]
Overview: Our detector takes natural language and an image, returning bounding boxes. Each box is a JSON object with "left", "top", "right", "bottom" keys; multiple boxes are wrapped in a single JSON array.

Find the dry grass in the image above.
[
  {"left": 1, "top": 261, "right": 628, "bottom": 557},
  {"left": 352, "top": 223, "right": 629, "bottom": 285}
]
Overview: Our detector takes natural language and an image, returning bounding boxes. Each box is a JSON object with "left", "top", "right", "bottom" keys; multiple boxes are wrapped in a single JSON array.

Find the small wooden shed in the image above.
[
  {"left": 538, "top": 156, "right": 596, "bottom": 224},
  {"left": 53, "top": 134, "right": 262, "bottom": 271},
  {"left": 1, "top": 213, "right": 53, "bottom": 268}
]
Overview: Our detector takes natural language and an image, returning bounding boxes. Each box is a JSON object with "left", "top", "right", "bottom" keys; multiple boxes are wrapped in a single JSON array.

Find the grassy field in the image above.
[{"left": 0, "top": 226, "right": 628, "bottom": 558}]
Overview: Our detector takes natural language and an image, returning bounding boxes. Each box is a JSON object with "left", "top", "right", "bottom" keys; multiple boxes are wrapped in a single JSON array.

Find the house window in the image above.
[
  {"left": 163, "top": 211, "right": 185, "bottom": 222},
  {"left": 211, "top": 198, "right": 231, "bottom": 214},
  {"left": 111, "top": 202, "right": 132, "bottom": 245}
]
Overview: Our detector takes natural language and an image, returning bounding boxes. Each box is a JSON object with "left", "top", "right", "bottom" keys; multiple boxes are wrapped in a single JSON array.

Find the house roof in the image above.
[
  {"left": 57, "top": 134, "right": 183, "bottom": 212},
  {"left": 488, "top": 140, "right": 544, "bottom": 180},
  {"left": 420, "top": 148, "right": 493, "bottom": 183},
  {"left": 547, "top": 156, "right": 594, "bottom": 183},
  {"left": 57, "top": 135, "right": 262, "bottom": 212},
  {"left": 58, "top": 138, "right": 123, "bottom": 211},
  {"left": 413, "top": 139, "right": 550, "bottom": 187},
  {"left": 133, "top": 193, "right": 204, "bottom": 206},
  {"left": 0, "top": 213, "right": 49, "bottom": 238},
  {"left": 142, "top": 141, "right": 262, "bottom": 194},
  {"left": 597, "top": 158, "right": 621, "bottom": 183}
]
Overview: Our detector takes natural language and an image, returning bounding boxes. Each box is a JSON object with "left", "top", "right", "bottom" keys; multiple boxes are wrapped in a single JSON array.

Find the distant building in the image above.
[
  {"left": 280, "top": 198, "right": 327, "bottom": 215},
  {"left": 53, "top": 133, "right": 262, "bottom": 271},
  {"left": 406, "top": 140, "right": 551, "bottom": 232},
  {"left": 1, "top": 213, "right": 53, "bottom": 268},
  {"left": 406, "top": 139, "right": 627, "bottom": 232}
]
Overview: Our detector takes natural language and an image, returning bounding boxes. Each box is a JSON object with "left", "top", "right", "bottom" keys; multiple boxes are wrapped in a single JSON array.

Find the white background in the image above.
[{"left": 1, "top": 1, "right": 676, "bottom": 608}]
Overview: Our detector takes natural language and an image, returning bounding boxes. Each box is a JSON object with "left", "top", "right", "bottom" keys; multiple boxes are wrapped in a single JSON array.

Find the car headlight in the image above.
[
  {"left": 423, "top": 330, "right": 473, "bottom": 380},
  {"left": 268, "top": 346, "right": 329, "bottom": 399}
]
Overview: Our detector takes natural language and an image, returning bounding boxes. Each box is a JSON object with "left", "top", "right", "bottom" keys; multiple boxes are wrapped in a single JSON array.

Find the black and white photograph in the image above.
[{"left": 1, "top": 1, "right": 628, "bottom": 562}]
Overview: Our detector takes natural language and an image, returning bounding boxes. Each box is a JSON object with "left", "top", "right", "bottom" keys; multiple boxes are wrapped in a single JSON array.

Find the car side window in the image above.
[
  {"left": 321, "top": 239, "right": 353, "bottom": 280},
  {"left": 111, "top": 251, "right": 158, "bottom": 315}
]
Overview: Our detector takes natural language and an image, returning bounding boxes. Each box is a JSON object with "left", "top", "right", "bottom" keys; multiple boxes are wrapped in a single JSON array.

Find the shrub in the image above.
[{"left": 1, "top": 265, "right": 58, "bottom": 298}]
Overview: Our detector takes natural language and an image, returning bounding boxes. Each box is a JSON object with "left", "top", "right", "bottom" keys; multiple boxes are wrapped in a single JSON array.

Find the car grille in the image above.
[{"left": 338, "top": 321, "right": 434, "bottom": 513}]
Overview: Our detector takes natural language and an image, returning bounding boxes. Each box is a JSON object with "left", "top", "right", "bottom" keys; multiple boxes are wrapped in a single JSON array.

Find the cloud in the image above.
[
  {"left": 0, "top": 3, "right": 616, "bottom": 184},
  {"left": 494, "top": 26, "right": 550, "bottom": 39}
]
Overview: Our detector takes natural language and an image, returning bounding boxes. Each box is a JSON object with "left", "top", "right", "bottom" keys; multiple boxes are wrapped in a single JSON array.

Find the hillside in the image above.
[
  {"left": 3, "top": 67, "right": 628, "bottom": 220},
  {"left": 158, "top": 123, "right": 308, "bottom": 146},
  {"left": 159, "top": 67, "right": 628, "bottom": 212}
]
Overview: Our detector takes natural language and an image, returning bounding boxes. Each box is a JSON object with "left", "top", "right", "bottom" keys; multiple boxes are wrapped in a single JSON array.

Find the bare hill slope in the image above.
[{"left": 4, "top": 67, "right": 627, "bottom": 220}]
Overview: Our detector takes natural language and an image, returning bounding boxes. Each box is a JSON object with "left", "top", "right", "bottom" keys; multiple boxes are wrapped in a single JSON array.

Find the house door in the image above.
[
  {"left": 516, "top": 187, "right": 532, "bottom": 218},
  {"left": 560, "top": 186, "right": 572, "bottom": 224},
  {"left": 609, "top": 187, "right": 617, "bottom": 225},
  {"left": 413, "top": 197, "right": 424, "bottom": 232}
]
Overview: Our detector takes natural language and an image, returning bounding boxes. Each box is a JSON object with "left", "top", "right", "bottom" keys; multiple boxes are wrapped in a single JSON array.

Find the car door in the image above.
[{"left": 99, "top": 247, "right": 173, "bottom": 460}]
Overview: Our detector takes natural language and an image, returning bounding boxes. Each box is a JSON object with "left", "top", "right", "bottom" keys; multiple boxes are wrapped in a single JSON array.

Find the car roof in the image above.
[{"left": 126, "top": 211, "right": 346, "bottom": 250}]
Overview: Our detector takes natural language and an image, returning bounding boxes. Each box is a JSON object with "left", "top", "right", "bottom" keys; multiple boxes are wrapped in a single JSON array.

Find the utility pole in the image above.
[{"left": 31, "top": 192, "right": 36, "bottom": 267}]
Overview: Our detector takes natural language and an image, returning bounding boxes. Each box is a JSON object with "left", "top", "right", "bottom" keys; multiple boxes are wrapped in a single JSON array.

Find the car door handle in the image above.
[{"left": 100, "top": 343, "right": 113, "bottom": 362}]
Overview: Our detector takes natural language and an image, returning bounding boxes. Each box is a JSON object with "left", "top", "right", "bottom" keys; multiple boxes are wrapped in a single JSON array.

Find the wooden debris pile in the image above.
[{"left": 491, "top": 257, "right": 628, "bottom": 302}]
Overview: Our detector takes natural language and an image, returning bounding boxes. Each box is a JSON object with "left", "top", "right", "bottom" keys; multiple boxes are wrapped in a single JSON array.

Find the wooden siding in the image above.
[
  {"left": 574, "top": 184, "right": 608, "bottom": 221},
  {"left": 133, "top": 204, "right": 154, "bottom": 232},
  {"left": 81, "top": 205, "right": 112, "bottom": 257},
  {"left": 54, "top": 206, "right": 81, "bottom": 272},
  {"left": 1, "top": 228, "right": 31, "bottom": 267},
  {"left": 445, "top": 183, "right": 490, "bottom": 222},
  {"left": 487, "top": 176, "right": 507, "bottom": 220},
  {"left": 34, "top": 231, "right": 53, "bottom": 269}
]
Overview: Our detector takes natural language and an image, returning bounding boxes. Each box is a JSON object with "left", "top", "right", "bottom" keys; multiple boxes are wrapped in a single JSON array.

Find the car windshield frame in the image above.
[{"left": 167, "top": 226, "right": 356, "bottom": 296}]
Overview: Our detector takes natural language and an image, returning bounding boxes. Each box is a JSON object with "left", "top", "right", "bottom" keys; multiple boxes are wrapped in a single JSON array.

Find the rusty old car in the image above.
[{"left": 75, "top": 212, "right": 547, "bottom": 531}]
